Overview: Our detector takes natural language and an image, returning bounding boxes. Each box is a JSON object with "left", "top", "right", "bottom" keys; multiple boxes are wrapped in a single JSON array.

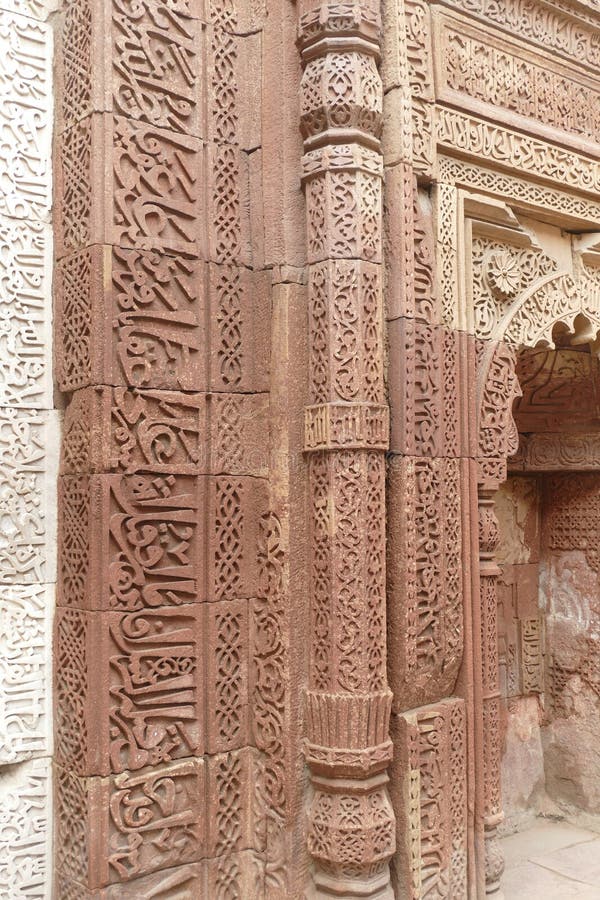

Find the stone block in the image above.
[
  {"left": 54, "top": 604, "right": 206, "bottom": 775},
  {"left": 54, "top": 599, "right": 253, "bottom": 776},
  {"left": 205, "top": 747, "right": 267, "bottom": 856},
  {"left": 55, "top": 248, "right": 270, "bottom": 395},
  {"left": 206, "top": 26, "right": 263, "bottom": 151},
  {"left": 54, "top": 760, "right": 206, "bottom": 889},
  {"left": 60, "top": 387, "right": 269, "bottom": 477},
  {"left": 303, "top": 145, "right": 383, "bottom": 266},
  {"left": 58, "top": 472, "right": 268, "bottom": 610},
  {"left": 55, "top": 853, "right": 265, "bottom": 899},
  {"left": 0, "top": 584, "right": 53, "bottom": 764},
  {"left": 207, "top": 263, "right": 271, "bottom": 393},
  {"left": 307, "top": 259, "right": 384, "bottom": 406},
  {"left": 206, "top": 143, "right": 253, "bottom": 266},
  {"left": 205, "top": 599, "right": 250, "bottom": 755},
  {"left": 57, "top": 0, "right": 205, "bottom": 136},
  {"left": 55, "top": 863, "right": 206, "bottom": 899},
  {"left": 55, "top": 246, "right": 207, "bottom": 393},
  {"left": 55, "top": 114, "right": 204, "bottom": 259}
]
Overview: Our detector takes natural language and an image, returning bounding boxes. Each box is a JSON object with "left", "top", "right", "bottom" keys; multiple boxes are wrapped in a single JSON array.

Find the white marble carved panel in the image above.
[
  {"left": 0, "top": 409, "right": 58, "bottom": 584},
  {"left": 0, "top": 0, "right": 54, "bottom": 893},
  {"left": 0, "top": 216, "right": 52, "bottom": 408},
  {"left": 0, "top": 10, "right": 52, "bottom": 221},
  {"left": 0, "top": 584, "right": 52, "bottom": 763},
  {"left": 0, "top": 757, "right": 51, "bottom": 897}
]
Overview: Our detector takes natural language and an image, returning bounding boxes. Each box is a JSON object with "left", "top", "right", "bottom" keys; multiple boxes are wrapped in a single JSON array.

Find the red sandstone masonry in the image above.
[{"left": 53, "top": 0, "right": 278, "bottom": 892}]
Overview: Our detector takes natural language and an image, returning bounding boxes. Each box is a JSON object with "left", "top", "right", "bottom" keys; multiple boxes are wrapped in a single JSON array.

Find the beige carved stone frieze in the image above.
[{"left": 433, "top": 9, "right": 600, "bottom": 156}]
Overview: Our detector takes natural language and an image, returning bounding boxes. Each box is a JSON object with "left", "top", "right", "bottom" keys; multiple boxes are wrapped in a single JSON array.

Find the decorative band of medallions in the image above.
[{"left": 304, "top": 403, "right": 389, "bottom": 451}]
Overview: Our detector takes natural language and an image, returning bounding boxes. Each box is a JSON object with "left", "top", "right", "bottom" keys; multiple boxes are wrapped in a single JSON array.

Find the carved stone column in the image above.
[
  {"left": 477, "top": 484, "right": 505, "bottom": 897},
  {"left": 298, "top": 2, "right": 396, "bottom": 897}
]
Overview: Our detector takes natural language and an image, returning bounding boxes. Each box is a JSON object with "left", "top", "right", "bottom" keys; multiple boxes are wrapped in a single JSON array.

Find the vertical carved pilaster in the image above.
[
  {"left": 478, "top": 486, "right": 505, "bottom": 896},
  {"left": 298, "top": 2, "right": 395, "bottom": 896}
]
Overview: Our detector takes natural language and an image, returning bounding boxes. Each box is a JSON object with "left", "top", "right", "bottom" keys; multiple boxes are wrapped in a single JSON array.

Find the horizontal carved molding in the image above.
[
  {"left": 434, "top": 10, "right": 600, "bottom": 156},
  {"left": 302, "top": 142, "right": 383, "bottom": 179},
  {"left": 511, "top": 432, "right": 600, "bottom": 471},
  {"left": 436, "top": 107, "right": 600, "bottom": 196},
  {"left": 305, "top": 403, "right": 389, "bottom": 451},
  {"left": 305, "top": 740, "right": 393, "bottom": 776}
]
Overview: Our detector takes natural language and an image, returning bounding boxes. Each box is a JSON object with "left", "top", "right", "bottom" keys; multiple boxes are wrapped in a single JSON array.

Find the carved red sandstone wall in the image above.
[
  {"left": 52, "top": 0, "right": 299, "bottom": 894},
  {"left": 45, "top": 0, "right": 600, "bottom": 894}
]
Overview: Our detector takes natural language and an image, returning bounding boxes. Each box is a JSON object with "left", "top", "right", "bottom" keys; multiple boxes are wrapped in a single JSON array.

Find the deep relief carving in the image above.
[
  {"left": 55, "top": 598, "right": 251, "bottom": 775},
  {"left": 58, "top": 473, "right": 265, "bottom": 611},
  {"left": 545, "top": 472, "right": 600, "bottom": 572},
  {"left": 405, "top": 0, "right": 434, "bottom": 101},
  {"left": 437, "top": 107, "right": 600, "bottom": 195},
  {"left": 61, "top": 386, "right": 268, "bottom": 477},
  {"left": 308, "top": 258, "right": 384, "bottom": 405},
  {"left": 440, "top": 18, "right": 600, "bottom": 149},
  {"left": 445, "top": 0, "right": 600, "bottom": 71},
  {"left": 392, "top": 699, "right": 468, "bottom": 899},
  {"left": 389, "top": 319, "right": 465, "bottom": 457},
  {"left": 299, "top": 3, "right": 394, "bottom": 894},
  {"left": 53, "top": 0, "right": 270, "bottom": 891},
  {"left": 515, "top": 347, "right": 600, "bottom": 433},
  {"left": 440, "top": 156, "right": 600, "bottom": 229},
  {"left": 516, "top": 432, "right": 600, "bottom": 470},
  {"left": 387, "top": 456, "right": 464, "bottom": 713},
  {"left": 305, "top": 402, "right": 389, "bottom": 450},
  {"left": 56, "top": 759, "right": 205, "bottom": 887},
  {"left": 477, "top": 341, "right": 521, "bottom": 461},
  {"left": 472, "top": 237, "right": 558, "bottom": 342},
  {"left": 57, "top": 115, "right": 202, "bottom": 258},
  {"left": 301, "top": 51, "right": 383, "bottom": 142},
  {"left": 253, "top": 511, "right": 288, "bottom": 893}
]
